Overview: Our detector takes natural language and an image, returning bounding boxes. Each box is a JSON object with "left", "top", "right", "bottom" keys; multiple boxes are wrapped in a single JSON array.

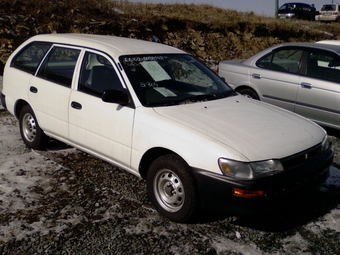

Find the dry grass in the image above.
[{"left": 0, "top": 0, "right": 339, "bottom": 65}]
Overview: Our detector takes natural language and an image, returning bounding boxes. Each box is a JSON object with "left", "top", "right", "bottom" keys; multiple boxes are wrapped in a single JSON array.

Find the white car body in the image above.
[
  {"left": 319, "top": 4, "right": 340, "bottom": 22},
  {"left": 1, "top": 34, "right": 333, "bottom": 222}
]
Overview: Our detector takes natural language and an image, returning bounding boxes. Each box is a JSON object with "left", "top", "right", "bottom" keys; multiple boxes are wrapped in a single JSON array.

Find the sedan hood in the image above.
[{"left": 153, "top": 95, "right": 325, "bottom": 161}]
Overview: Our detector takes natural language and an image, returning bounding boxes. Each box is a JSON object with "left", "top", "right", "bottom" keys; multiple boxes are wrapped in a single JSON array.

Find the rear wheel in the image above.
[
  {"left": 19, "top": 105, "right": 47, "bottom": 149},
  {"left": 238, "top": 88, "right": 259, "bottom": 100},
  {"left": 147, "top": 154, "right": 199, "bottom": 223}
]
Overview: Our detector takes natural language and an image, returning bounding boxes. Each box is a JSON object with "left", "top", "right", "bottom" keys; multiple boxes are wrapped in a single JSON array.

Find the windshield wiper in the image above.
[
  {"left": 181, "top": 90, "right": 235, "bottom": 103},
  {"left": 145, "top": 90, "right": 236, "bottom": 107},
  {"left": 186, "top": 94, "right": 217, "bottom": 102},
  {"left": 215, "top": 90, "right": 237, "bottom": 99}
]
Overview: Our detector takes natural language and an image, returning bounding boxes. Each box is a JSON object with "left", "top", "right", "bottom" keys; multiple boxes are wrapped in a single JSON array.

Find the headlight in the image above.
[
  {"left": 218, "top": 158, "right": 284, "bottom": 180},
  {"left": 321, "top": 135, "right": 331, "bottom": 154}
]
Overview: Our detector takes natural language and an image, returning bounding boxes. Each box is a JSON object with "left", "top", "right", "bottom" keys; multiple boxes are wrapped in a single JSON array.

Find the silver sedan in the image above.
[{"left": 218, "top": 42, "right": 340, "bottom": 130}]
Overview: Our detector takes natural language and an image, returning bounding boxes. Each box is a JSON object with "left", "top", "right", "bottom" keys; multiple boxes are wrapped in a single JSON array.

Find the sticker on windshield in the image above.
[{"left": 140, "top": 61, "right": 171, "bottom": 82}]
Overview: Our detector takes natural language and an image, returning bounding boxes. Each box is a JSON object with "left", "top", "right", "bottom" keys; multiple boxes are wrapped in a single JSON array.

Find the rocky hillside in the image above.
[{"left": 1, "top": 0, "right": 340, "bottom": 70}]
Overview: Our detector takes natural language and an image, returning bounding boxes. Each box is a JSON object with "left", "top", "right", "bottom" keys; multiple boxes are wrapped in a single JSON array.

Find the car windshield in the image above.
[{"left": 120, "top": 54, "right": 234, "bottom": 107}]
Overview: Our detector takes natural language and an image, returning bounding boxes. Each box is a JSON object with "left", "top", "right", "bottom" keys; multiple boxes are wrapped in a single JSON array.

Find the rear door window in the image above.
[
  {"left": 37, "top": 46, "right": 81, "bottom": 87},
  {"left": 305, "top": 50, "right": 340, "bottom": 83},
  {"left": 11, "top": 42, "right": 52, "bottom": 74}
]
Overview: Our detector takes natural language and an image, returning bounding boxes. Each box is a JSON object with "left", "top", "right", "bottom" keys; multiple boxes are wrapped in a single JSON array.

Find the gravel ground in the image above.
[{"left": 0, "top": 76, "right": 340, "bottom": 254}]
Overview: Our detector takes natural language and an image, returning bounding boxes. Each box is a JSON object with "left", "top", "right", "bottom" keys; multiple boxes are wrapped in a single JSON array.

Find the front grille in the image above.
[{"left": 281, "top": 143, "right": 322, "bottom": 170}]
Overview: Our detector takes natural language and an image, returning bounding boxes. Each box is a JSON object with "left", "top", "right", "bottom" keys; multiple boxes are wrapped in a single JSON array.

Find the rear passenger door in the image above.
[
  {"left": 28, "top": 45, "right": 81, "bottom": 139},
  {"left": 69, "top": 51, "right": 134, "bottom": 169},
  {"left": 296, "top": 49, "right": 340, "bottom": 128}
]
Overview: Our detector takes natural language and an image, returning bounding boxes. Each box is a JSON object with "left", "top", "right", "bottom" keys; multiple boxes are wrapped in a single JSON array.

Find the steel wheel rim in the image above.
[
  {"left": 153, "top": 169, "right": 185, "bottom": 212},
  {"left": 22, "top": 113, "right": 37, "bottom": 142}
]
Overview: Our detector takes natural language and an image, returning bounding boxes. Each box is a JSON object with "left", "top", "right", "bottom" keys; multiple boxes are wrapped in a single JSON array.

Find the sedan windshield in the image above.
[{"left": 120, "top": 54, "right": 233, "bottom": 107}]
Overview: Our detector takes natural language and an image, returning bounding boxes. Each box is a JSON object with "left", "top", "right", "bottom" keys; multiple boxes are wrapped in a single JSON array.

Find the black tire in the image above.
[
  {"left": 19, "top": 105, "right": 47, "bottom": 149},
  {"left": 238, "top": 88, "right": 259, "bottom": 100},
  {"left": 147, "top": 154, "right": 199, "bottom": 223}
]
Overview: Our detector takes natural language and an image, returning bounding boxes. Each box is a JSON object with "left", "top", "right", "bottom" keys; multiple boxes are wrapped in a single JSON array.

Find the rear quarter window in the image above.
[
  {"left": 256, "top": 48, "right": 303, "bottom": 74},
  {"left": 11, "top": 42, "right": 52, "bottom": 74}
]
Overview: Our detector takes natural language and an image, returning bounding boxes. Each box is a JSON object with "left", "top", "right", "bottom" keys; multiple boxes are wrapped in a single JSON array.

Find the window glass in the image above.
[
  {"left": 257, "top": 49, "right": 303, "bottom": 74},
  {"left": 279, "top": 4, "right": 287, "bottom": 10},
  {"left": 120, "top": 54, "right": 232, "bottom": 107},
  {"left": 11, "top": 42, "right": 52, "bottom": 74},
  {"left": 306, "top": 50, "right": 340, "bottom": 83},
  {"left": 168, "top": 57, "right": 214, "bottom": 87},
  {"left": 321, "top": 5, "right": 336, "bottom": 11},
  {"left": 37, "top": 46, "right": 80, "bottom": 87},
  {"left": 78, "top": 52, "right": 123, "bottom": 97}
]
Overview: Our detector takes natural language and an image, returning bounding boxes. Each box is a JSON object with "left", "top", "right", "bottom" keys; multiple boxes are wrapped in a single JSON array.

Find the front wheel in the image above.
[
  {"left": 19, "top": 105, "right": 47, "bottom": 149},
  {"left": 238, "top": 88, "right": 259, "bottom": 100},
  {"left": 147, "top": 154, "right": 199, "bottom": 223}
]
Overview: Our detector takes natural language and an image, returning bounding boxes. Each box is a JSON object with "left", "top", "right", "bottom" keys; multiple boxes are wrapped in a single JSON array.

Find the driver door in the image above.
[{"left": 69, "top": 51, "right": 135, "bottom": 168}]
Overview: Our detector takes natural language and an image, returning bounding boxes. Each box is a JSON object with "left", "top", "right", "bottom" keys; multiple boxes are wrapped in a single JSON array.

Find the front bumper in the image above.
[{"left": 193, "top": 147, "right": 334, "bottom": 216}]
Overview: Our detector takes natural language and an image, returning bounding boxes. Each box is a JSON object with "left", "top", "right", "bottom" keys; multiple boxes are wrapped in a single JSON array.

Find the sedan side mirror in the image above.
[{"left": 102, "top": 90, "right": 129, "bottom": 106}]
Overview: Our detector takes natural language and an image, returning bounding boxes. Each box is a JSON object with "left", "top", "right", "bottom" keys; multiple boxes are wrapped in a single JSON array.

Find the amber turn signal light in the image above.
[{"left": 232, "top": 188, "right": 265, "bottom": 197}]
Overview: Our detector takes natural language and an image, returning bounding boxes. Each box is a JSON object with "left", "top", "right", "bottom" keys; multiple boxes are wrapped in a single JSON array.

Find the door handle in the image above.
[
  {"left": 252, "top": 73, "right": 261, "bottom": 79},
  {"left": 300, "top": 82, "right": 312, "bottom": 89},
  {"left": 71, "top": 101, "right": 82, "bottom": 110},
  {"left": 29, "top": 86, "right": 38, "bottom": 93}
]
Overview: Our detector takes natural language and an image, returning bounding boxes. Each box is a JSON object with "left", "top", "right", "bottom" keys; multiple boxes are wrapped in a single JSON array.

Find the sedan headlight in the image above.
[{"left": 218, "top": 158, "right": 284, "bottom": 180}]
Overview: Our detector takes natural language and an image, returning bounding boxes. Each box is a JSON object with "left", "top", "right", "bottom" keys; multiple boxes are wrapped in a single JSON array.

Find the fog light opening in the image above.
[{"left": 232, "top": 188, "right": 265, "bottom": 197}]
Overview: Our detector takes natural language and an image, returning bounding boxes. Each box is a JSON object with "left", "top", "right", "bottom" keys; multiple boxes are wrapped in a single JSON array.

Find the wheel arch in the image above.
[
  {"left": 14, "top": 99, "right": 30, "bottom": 119},
  {"left": 235, "top": 85, "right": 259, "bottom": 96},
  {"left": 139, "top": 147, "right": 184, "bottom": 180},
  {"left": 235, "top": 85, "right": 253, "bottom": 93}
]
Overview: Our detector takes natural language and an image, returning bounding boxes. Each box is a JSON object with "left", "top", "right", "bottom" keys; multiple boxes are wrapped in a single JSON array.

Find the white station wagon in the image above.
[{"left": 0, "top": 34, "right": 334, "bottom": 222}]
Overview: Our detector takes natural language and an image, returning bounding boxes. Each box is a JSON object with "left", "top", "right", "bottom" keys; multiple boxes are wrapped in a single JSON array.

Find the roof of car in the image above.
[
  {"left": 280, "top": 2, "right": 311, "bottom": 6},
  {"left": 243, "top": 42, "right": 340, "bottom": 64},
  {"left": 24, "top": 33, "right": 185, "bottom": 56},
  {"left": 279, "top": 42, "right": 340, "bottom": 52},
  {"left": 254, "top": 42, "right": 340, "bottom": 56}
]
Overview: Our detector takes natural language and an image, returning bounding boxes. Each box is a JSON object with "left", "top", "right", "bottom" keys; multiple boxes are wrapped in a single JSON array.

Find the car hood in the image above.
[{"left": 153, "top": 95, "right": 325, "bottom": 162}]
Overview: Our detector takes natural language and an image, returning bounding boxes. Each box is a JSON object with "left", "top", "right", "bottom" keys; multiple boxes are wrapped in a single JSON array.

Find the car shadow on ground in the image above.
[
  {"left": 45, "top": 138, "right": 73, "bottom": 151},
  {"left": 230, "top": 185, "right": 340, "bottom": 232},
  {"left": 197, "top": 169, "right": 340, "bottom": 232}
]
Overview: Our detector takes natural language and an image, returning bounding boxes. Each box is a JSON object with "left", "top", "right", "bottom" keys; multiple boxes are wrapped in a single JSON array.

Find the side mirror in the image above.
[{"left": 102, "top": 90, "right": 129, "bottom": 106}]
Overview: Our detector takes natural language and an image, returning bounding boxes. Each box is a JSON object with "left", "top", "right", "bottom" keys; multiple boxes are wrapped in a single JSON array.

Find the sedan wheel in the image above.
[{"left": 238, "top": 88, "right": 259, "bottom": 100}]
